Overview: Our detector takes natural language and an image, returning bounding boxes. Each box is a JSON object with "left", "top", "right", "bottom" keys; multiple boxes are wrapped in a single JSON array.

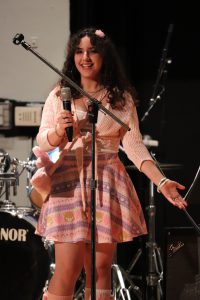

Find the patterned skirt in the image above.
[{"left": 36, "top": 152, "right": 147, "bottom": 243}]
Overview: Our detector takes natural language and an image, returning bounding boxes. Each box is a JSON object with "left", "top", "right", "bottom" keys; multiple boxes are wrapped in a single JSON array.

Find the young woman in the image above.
[{"left": 35, "top": 27, "right": 187, "bottom": 300}]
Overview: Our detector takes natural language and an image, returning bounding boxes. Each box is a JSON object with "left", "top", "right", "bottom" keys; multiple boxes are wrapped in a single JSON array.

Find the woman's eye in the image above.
[
  {"left": 75, "top": 48, "right": 98, "bottom": 55},
  {"left": 75, "top": 49, "right": 83, "bottom": 54},
  {"left": 89, "top": 48, "right": 97, "bottom": 54}
]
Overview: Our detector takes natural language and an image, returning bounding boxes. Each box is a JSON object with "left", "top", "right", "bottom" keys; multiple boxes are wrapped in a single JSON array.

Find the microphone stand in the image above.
[
  {"left": 88, "top": 102, "right": 99, "bottom": 300},
  {"left": 12, "top": 33, "right": 130, "bottom": 300},
  {"left": 141, "top": 23, "right": 174, "bottom": 123}
]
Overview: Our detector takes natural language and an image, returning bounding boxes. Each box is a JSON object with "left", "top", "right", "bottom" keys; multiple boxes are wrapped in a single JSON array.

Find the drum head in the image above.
[{"left": 0, "top": 211, "right": 51, "bottom": 300}]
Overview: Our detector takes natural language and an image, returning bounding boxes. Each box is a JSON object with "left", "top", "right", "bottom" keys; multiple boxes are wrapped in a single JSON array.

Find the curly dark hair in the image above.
[{"left": 60, "top": 27, "right": 137, "bottom": 108}]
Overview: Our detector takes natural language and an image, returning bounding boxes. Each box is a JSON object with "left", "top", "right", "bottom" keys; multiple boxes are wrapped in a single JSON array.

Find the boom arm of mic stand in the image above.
[{"left": 12, "top": 33, "right": 130, "bottom": 132}]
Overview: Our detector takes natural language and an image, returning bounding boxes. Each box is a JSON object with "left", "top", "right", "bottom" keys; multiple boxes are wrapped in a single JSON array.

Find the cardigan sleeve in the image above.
[
  {"left": 121, "top": 96, "right": 154, "bottom": 170},
  {"left": 36, "top": 87, "right": 61, "bottom": 152}
]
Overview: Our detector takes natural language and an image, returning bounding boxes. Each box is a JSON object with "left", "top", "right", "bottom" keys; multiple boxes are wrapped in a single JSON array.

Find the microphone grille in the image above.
[{"left": 61, "top": 87, "right": 71, "bottom": 100}]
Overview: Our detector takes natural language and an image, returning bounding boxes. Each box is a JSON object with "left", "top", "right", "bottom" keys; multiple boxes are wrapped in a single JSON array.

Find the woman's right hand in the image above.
[{"left": 55, "top": 109, "right": 73, "bottom": 136}]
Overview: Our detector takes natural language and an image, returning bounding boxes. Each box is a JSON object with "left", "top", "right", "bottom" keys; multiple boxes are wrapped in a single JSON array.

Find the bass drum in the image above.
[{"left": 0, "top": 207, "right": 54, "bottom": 300}]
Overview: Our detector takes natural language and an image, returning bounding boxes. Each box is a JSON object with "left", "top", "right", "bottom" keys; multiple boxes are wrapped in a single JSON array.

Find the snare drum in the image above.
[{"left": 0, "top": 207, "right": 54, "bottom": 300}]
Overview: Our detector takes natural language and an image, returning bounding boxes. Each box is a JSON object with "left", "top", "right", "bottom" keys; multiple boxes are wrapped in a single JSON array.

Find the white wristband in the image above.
[{"left": 157, "top": 177, "right": 170, "bottom": 193}]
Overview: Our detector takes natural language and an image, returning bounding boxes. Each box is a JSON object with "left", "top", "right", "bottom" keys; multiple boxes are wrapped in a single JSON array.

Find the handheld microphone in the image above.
[{"left": 61, "top": 87, "right": 73, "bottom": 142}]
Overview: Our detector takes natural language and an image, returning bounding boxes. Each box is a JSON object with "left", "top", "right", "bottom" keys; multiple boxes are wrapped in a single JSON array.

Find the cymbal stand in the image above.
[
  {"left": 145, "top": 180, "right": 163, "bottom": 299},
  {"left": 112, "top": 262, "right": 143, "bottom": 300},
  {"left": 0, "top": 172, "right": 17, "bottom": 209}
]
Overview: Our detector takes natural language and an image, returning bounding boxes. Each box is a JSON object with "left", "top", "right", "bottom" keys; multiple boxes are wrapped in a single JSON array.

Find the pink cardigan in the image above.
[{"left": 36, "top": 87, "right": 153, "bottom": 171}]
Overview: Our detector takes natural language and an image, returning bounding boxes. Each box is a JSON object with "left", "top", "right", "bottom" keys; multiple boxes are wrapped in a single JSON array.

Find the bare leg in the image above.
[
  {"left": 48, "top": 241, "right": 85, "bottom": 296},
  {"left": 84, "top": 243, "right": 116, "bottom": 299}
]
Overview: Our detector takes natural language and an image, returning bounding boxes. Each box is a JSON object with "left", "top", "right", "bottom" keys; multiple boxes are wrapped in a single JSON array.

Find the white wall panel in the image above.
[{"left": 0, "top": 0, "right": 70, "bottom": 102}]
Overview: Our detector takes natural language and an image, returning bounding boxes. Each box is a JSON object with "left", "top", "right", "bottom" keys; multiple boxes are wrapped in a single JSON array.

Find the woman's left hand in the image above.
[{"left": 159, "top": 180, "right": 187, "bottom": 209}]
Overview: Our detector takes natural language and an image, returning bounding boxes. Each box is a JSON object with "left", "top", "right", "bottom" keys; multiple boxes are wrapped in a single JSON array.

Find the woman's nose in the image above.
[{"left": 83, "top": 51, "right": 90, "bottom": 58}]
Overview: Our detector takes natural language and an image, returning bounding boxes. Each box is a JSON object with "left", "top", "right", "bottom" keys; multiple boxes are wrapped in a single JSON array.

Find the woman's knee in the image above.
[
  {"left": 84, "top": 243, "right": 116, "bottom": 278},
  {"left": 54, "top": 264, "right": 83, "bottom": 281},
  {"left": 54, "top": 242, "right": 85, "bottom": 281}
]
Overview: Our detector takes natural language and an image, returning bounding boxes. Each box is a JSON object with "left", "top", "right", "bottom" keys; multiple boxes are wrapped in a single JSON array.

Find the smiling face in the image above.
[{"left": 74, "top": 36, "right": 103, "bottom": 82}]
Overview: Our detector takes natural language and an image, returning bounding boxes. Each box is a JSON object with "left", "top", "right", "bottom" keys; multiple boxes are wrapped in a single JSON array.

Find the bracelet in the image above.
[
  {"left": 157, "top": 177, "right": 170, "bottom": 193},
  {"left": 55, "top": 125, "right": 64, "bottom": 138}
]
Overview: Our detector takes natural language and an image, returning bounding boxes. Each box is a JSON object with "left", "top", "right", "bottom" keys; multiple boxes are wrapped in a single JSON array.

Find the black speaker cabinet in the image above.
[{"left": 164, "top": 227, "right": 200, "bottom": 300}]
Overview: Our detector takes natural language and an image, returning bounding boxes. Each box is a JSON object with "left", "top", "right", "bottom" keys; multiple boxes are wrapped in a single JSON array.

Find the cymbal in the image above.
[
  {"left": 126, "top": 163, "right": 183, "bottom": 171},
  {"left": 158, "top": 163, "right": 183, "bottom": 170}
]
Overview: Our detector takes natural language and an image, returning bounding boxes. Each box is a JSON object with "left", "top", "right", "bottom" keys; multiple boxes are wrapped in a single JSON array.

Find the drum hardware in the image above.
[
  {"left": 73, "top": 271, "right": 86, "bottom": 300},
  {"left": 112, "top": 263, "right": 143, "bottom": 300},
  {"left": 0, "top": 172, "right": 18, "bottom": 209},
  {"left": 0, "top": 149, "right": 11, "bottom": 173},
  {"left": 43, "top": 238, "right": 54, "bottom": 250},
  {"left": 0, "top": 153, "right": 25, "bottom": 209}
]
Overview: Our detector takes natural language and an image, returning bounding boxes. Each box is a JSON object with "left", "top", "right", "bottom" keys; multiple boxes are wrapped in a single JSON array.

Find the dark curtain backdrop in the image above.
[{"left": 70, "top": 1, "right": 200, "bottom": 227}]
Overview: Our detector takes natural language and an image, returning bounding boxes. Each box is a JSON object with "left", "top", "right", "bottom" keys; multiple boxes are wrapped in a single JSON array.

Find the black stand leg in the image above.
[
  {"left": 111, "top": 241, "right": 143, "bottom": 300},
  {"left": 146, "top": 181, "right": 163, "bottom": 300}
]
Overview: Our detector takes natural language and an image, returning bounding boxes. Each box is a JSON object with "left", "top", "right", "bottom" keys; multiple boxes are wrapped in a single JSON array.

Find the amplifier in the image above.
[{"left": 164, "top": 227, "right": 200, "bottom": 300}]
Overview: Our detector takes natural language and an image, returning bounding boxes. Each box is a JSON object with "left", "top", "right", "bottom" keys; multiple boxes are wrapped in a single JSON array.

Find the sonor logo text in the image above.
[{"left": 0, "top": 228, "right": 28, "bottom": 241}]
